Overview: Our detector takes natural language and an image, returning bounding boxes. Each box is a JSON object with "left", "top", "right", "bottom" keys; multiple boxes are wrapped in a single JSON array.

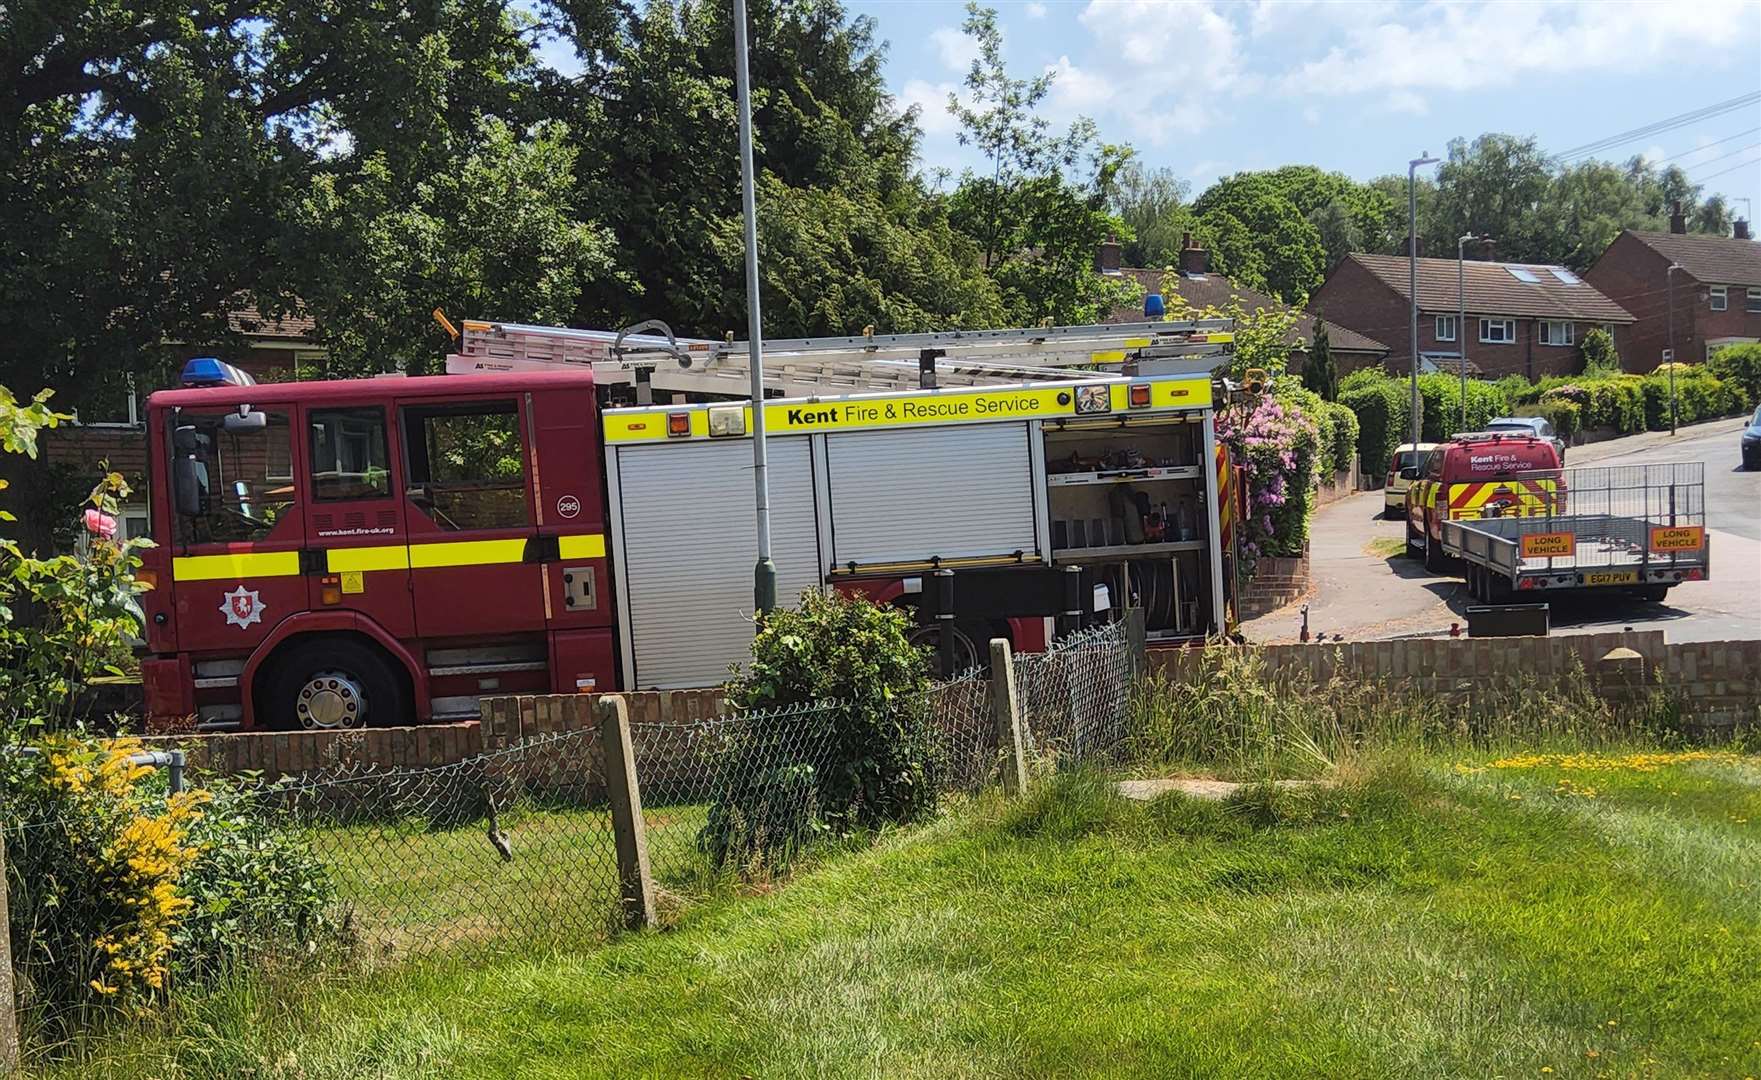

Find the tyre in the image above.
[
  {"left": 1423, "top": 516, "right": 1448, "bottom": 574},
  {"left": 907, "top": 620, "right": 985, "bottom": 678},
  {"left": 260, "top": 637, "right": 411, "bottom": 731}
]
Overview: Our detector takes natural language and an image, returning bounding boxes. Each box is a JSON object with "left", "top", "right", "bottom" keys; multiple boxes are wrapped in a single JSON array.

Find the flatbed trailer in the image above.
[{"left": 1439, "top": 463, "right": 1710, "bottom": 604}]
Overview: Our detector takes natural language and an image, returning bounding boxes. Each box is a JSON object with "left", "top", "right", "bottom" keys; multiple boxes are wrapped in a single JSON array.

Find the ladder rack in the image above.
[{"left": 446, "top": 317, "right": 1235, "bottom": 397}]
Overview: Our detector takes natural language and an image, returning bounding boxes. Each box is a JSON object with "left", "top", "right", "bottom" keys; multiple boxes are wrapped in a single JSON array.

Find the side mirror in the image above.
[
  {"left": 1399, "top": 466, "right": 1421, "bottom": 481},
  {"left": 174, "top": 455, "right": 209, "bottom": 516}
]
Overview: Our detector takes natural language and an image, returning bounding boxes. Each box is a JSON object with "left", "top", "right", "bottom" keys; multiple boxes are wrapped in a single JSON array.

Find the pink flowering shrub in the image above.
[{"left": 1216, "top": 380, "right": 1321, "bottom": 573}]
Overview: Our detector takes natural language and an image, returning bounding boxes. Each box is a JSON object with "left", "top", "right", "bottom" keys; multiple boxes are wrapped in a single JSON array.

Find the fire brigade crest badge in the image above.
[{"left": 220, "top": 585, "right": 265, "bottom": 629}]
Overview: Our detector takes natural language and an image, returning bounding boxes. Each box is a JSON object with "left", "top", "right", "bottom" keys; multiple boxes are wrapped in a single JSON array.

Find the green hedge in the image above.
[
  {"left": 1339, "top": 378, "right": 1406, "bottom": 477},
  {"left": 1417, "top": 372, "right": 1506, "bottom": 440},
  {"left": 1515, "top": 400, "right": 1580, "bottom": 438},
  {"left": 1641, "top": 370, "right": 1744, "bottom": 428},
  {"left": 1707, "top": 343, "right": 1761, "bottom": 407}
]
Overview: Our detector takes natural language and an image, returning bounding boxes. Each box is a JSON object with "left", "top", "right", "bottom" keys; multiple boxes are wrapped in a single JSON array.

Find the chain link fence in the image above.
[{"left": 7, "top": 612, "right": 1149, "bottom": 999}]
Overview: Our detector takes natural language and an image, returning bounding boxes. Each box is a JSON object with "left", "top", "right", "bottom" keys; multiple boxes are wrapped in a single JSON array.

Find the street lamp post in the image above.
[
  {"left": 1457, "top": 233, "right": 1474, "bottom": 432},
  {"left": 733, "top": 0, "right": 776, "bottom": 613},
  {"left": 1408, "top": 153, "right": 1440, "bottom": 445},
  {"left": 1666, "top": 263, "right": 1681, "bottom": 437}
]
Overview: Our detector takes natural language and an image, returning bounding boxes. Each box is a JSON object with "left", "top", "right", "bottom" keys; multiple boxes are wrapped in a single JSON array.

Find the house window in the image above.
[
  {"left": 1747, "top": 288, "right": 1761, "bottom": 314},
  {"left": 1435, "top": 315, "right": 1457, "bottom": 342},
  {"left": 1539, "top": 321, "right": 1575, "bottom": 346},
  {"left": 1479, "top": 318, "right": 1517, "bottom": 344},
  {"left": 1710, "top": 286, "right": 1726, "bottom": 311}
]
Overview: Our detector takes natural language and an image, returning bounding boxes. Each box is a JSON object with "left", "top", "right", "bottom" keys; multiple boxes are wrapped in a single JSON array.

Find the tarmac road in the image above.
[{"left": 1242, "top": 415, "right": 1761, "bottom": 644}]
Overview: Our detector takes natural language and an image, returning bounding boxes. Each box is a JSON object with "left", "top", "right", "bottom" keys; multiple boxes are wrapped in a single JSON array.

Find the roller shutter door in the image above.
[
  {"left": 614, "top": 438, "right": 820, "bottom": 689},
  {"left": 825, "top": 424, "right": 1037, "bottom": 566}
]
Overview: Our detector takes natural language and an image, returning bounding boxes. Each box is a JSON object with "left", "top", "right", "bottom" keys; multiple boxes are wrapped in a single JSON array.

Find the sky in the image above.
[
  {"left": 847, "top": 0, "right": 1761, "bottom": 216},
  {"left": 525, "top": 0, "right": 1761, "bottom": 221}
]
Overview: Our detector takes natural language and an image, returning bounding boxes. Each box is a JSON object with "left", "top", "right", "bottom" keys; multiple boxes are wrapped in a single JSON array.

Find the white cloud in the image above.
[
  {"left": 900, "top": 79, "right": 964, "bottom": 136},
  {"left": 930, "top": 25, "right": 978, "bottom": 74},
  {"left": 1280, "top": 0, "right": 1754, "bottom": 101},
  {"left": 1025, "top": 1, "right": 1049, "bottom": 17},
  {"left": 1382, "top": 89, "right": 1429, "bottom": 117},
  {"left": 1062, "top": 1, "right": 1248, "bottom": 141},
  {"left": 1044, "top": 55, "right": 1118, "bottom": 114}
]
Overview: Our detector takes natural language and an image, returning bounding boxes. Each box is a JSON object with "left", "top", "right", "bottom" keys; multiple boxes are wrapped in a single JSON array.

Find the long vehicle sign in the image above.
[
  {"left": 1520, "top": 531, "right": 1574, "bottom": 558},
  {"left": 1649, "top": 525, "right": 1704, "bottom": 552}
]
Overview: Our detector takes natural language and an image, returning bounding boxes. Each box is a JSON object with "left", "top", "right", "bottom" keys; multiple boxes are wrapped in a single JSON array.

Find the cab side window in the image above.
[
  {"left": 173, "top": 409, "right": 296, "bottom": 545},
  {"left": 310, "top": 407, "right": 391, "bottom": 500},
  {"left": 401, "top": 401, "right": 529, "bottom": 530},
  {"left": 1426, "top": 450, "right": 1445, "bottom": 481}
]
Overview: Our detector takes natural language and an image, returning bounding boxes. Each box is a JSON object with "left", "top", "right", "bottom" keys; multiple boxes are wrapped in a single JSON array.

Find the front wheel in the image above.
[
  {"left": 1423, "top": 516, "right": 1448, "bottom": 574},
  {"left": 260, "top": 638, "right": 411, "bottom": 731}
]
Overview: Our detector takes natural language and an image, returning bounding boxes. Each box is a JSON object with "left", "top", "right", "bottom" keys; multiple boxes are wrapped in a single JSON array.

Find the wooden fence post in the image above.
[
  {"left": 990, "top": 639, "right": 1027, "bottom": 795},
  {"left": 596, "top": 696, "right": 656, "bottom": 931},
  {"left": 0, "top": 832, "right": 19, "bottom": 1074}
]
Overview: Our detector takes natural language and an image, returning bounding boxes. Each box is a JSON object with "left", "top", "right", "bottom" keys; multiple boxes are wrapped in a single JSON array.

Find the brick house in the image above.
[
  {"left": 1582, "top": 214, "right": 1759, "bottom": 372},
  {"left": 39, "top": 302, "right": 324, "bottom": 544},
  {"left": 1309, "top": 253, "right": 1635, "bottom": 380},
  {"left": 1101, "top": 236, "right": 1390, "bottom": 373}
]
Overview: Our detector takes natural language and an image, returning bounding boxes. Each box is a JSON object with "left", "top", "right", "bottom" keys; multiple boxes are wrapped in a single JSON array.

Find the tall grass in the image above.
[{"left": 1125, "top": 646, "right": 1709, "bottom": 779}]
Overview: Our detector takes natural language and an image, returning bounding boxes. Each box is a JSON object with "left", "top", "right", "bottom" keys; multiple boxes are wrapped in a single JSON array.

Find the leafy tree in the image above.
[
  {"left": 292, "top": 118, "right": 623, "bottom": 376},
  {"left": 1111, "top": 163, "right": 1193, "bottom": 267},
  {"left": 943, "top": 2, "right": 1138, "bottom": 324},
  {"left": 1191, "top": 166, "right": 1397, "bottom": 300},
  {"left": 1303, "top": 322, "right": 1338, "bottom": 401},
  {"left": 1155, "top": 276, "right": 1299, "bottom": 381}
]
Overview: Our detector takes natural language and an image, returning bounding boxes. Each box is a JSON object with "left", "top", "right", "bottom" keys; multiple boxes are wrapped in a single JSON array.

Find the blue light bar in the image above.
[{"left": 180, "top": 357, "right": 257, "bottom": 388}]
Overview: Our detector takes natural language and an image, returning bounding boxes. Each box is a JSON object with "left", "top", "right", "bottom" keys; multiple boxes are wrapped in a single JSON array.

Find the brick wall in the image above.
[
  {"left": 1586, "top": 232, "right": 1761, "bottom": 371},
  {"left": 1311, "top": 258, "right": 1414, "bottom": 369},
  {"left": 1148, "top": 632, "right": 1760, "bottom": 726}
]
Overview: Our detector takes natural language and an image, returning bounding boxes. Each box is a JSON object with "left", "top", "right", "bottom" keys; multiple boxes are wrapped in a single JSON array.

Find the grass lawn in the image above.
[{"left": 42, "top": 749, "right": 1761, "bottom": 1079}]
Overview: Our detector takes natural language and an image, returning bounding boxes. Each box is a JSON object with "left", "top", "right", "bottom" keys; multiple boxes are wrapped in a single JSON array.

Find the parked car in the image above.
[
  {"left": 1383, "top": 442, "right": 1439, "bottom": 518},
  {"left": 1404, "top": 432, "right": 1564, "bottom": 572},
  {"left": 1485, "top": 416, "right": 1566, "bottom": 463},
  {"left": 1744, "top": 405, "right": 1761, "bottom": 470}
]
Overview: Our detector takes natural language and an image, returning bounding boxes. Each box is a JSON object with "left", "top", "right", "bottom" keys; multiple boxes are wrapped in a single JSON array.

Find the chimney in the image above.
[
  {"left": 1669, "top": 200, "right": 1687, "bottom": 234},
  {"left": 1479, "top": 237, "right": 1496, "bottom": 262},
  {"left": 1402, "top": 235, "right": 1423, "bottom": 257},
  {"left": 1096, "top": 237, "right": 1123, "bottom": 275},
  {"left": 1178, "top": 233, "right": 1209, "bottom": 275},
  {"left": 1736, "top": 218, "right": 1752, "bottom": 241}
]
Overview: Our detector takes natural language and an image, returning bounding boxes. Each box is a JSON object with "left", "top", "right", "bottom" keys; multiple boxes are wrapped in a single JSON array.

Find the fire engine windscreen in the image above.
[{"left": 171, "top": 408, "right": 296, "bottom": 544}]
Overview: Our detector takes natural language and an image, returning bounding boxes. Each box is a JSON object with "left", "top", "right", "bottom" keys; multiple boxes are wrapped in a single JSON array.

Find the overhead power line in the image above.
[
  {"left": 1653, "top": 127, "right": 1761, "bottom": 165},
  {"left": 1693, "top": 154, "right": 1761, "bottom": 185},
  {"left": 1555, "top": 92, "right": 1761, "bottom": 162},
  {"left": 1677, "top": 142, "right": 1761, "bottom": 174}
]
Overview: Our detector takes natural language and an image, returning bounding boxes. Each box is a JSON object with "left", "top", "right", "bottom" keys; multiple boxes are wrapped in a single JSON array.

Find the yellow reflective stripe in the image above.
[
  {"left": 172, "top": 551, "right": 301, "bottom": 581},
  {"left": 556, "top": 533, "right": 606, "bottom": 559},
  {"left": 407, "top": 537, "right": 529, "bottom": 569},
  {"left": 326, "top": 545, "right": 409, "bottom": 573}
]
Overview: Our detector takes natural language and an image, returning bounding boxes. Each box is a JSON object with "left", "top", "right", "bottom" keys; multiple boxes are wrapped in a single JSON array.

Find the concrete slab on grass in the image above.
[{"left": 1116, "top": 778, "right": 1331, "bottom": 802}]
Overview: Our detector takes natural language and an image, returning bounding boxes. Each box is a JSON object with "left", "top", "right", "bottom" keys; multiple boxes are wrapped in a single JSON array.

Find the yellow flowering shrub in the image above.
[{"left": 6, "top": 732, "right": 340, "bottom": 1042}]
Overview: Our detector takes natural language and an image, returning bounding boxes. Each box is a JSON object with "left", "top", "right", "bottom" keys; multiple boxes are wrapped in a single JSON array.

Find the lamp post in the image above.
[
  {"left": 1666, "top": 263, "right": 1681, "bottom": 437},
  {"left": 1408, "top": 152, "right": 1440, "bottom": 445},
  {"left": 1456, "top": 233, "right": 1472, "bottom": 432},
  {"left": 733, "top": 0, "right": 776, "bottom": 613}
]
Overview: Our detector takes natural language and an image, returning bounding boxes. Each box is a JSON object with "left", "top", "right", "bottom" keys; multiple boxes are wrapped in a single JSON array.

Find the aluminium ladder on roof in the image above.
[{"left": 446, "top": 317, "right": 1236, "bottom": 396}]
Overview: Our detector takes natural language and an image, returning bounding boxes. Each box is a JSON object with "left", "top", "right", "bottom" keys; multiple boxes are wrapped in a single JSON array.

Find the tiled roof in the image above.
[
  {"left": 227, "top": 299, "right": 317, "bottom": 340},
  {"left": 1624, "top": 230, "right": 1761, "bottom": 287},
  {"left": 1348, "top": 254, "right": 1635, "bottom": 323},
  {"left": 1108, "top": 268, "right": 1388, "bottom": 354}
]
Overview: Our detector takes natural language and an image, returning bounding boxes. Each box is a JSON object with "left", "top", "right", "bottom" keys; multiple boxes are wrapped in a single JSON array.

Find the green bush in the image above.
[
  {"left": 1316, "top": 400, "right": 1359, "bottom": 477},
  {"left": 1540, "top": 379, "right": 1644, "bottom": 434},
  {"left": 1338, "top": 367, "right": 1387, "bottom": 395},
  {"left": 1579, "top": 326, "right": 1621, "bottom": 375},
  {"left": 1516, "top": 400, "right": 1580, "bottom": 438},
  {"left": 1493, "top": 374, "right": 1535, "bottom": 413},
  {"left": 1707, "top": 343, "right": 1761, "bottom": 407},
  {"left": 2, "top": 736, "right": 338, "bottom": 1040},
  {"left": 1417, "top": 372, "right": 1505, "bottom": 440},
  {"left": 1339, "top": 376, "right": 1406, "bottom": 477},
  {"left": 1641, "top": 370, "right": 1744, "bottom": 429},
  {"left": 710, "top": 590, "right": 940, "bottom": 867}
]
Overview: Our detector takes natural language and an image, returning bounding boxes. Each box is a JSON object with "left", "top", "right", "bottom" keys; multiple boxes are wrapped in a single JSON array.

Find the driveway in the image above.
[{"left": 1242, "top": 416, "right": 1761, "bottom": 644}]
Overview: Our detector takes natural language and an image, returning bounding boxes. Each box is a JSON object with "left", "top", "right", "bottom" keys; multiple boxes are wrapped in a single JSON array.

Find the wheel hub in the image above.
[{"left": 297, "top": 670, "right": 366, "bottom": 729}]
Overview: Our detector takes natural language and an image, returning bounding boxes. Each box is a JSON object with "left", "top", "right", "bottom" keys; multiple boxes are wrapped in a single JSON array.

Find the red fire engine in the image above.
[{"left": 139, "top": 319, "right": 1237, "bottom": 731}]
